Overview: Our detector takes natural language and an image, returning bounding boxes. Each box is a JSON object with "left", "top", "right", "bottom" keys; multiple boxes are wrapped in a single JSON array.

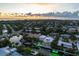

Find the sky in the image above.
[{"left": 0, "top": 3, "right": 79, "bottom": 14}]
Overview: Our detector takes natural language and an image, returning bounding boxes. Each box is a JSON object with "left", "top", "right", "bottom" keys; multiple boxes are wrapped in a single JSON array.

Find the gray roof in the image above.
[
  {"left": 9, "top": 52, "right": 22, "bottom": 56},
  {"left": 0, "top": 47, "right": 10, "bottom": 56},
  {"left": 0, "top": 47, "right": 22, "bottom": 56}
]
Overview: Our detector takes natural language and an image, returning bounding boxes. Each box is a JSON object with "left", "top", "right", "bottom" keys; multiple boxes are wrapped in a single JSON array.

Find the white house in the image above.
[
  {"left": 61, "top": 34, "right": 71, "bottom": 38},
  {"left": 67, "top": 27, "right": 77, "bottom": 33},
  {"left": 76, "top": 41, "right": 79, "bottom": 51},
  {"left": 39, "top": 35, "right": 54, "bottom": 43},
  {"left": 2, "top": 29, "right": 8, "bottom": 35},
  {"left": 75, "top": 35, "right": 79, "bottom": 39},
  {"left": 27, "top": 33, "right": 41, "bottom": 38},
  {"left": 58, "top": 40, "right": 73, "bottom": 49},
  {"left": 39, "top": 35, "right": 54, "bottom": 47},
  {"left": 0, "top": 38, "right": 5, "bottom": 41},
  {"left": 77, "top": 27, "right": 79, "bottom": 32},
  {"left": 43, "top": 37, "right": 54, "bottom": 43},
  {"left": 10, "top": 35, "right": 23, "bottom": 45},
  {"left": 39, "top": 35, "right": 46, "bottom": 41},
  {"left": 39, "top": 35, "right": 53, "bottom": 48},
  {"left": 34, "top": 27, "right": 40, "bottom": 33}
]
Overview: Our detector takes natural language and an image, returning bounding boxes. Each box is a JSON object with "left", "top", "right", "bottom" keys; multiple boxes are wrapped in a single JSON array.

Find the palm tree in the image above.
[
  {"left": 70, "top": 34, "right": 77, "bottom": 42},
  {"left": 61, "top": 44, "right": 64, "bottom": 51},
  {"left": 51, "top": 34, "right": 60, "bottom": 49}
]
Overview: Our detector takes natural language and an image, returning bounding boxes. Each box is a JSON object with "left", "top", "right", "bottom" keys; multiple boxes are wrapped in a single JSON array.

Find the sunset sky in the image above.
[{"left": 0, "top": 3, "right": 79, "bottom": 14}]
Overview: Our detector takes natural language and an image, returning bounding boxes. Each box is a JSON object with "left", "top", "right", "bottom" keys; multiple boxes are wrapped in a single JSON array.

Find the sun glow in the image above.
[
  {"left": 20, "top": 3, "right": 59, "bottom": 14},
  {"left": 0, "top": 3, "right": 60, "bottom": 14},
  {"left": 0, "top": 3, "right": 60, "bottom": 20}
]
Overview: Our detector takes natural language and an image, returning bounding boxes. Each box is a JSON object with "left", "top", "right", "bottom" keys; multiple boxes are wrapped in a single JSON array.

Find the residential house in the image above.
[
  {"left": 58, "top": 39, "right": 73, "bottom": 49},
  {"left": 0, "top": 46, "right": 21, "bottom": 56},
  {"left": 39, "top": 35, "right": 54, "bottom": 47},
  {"left": 10, "top": 35, "right": 23, "bottom": 46}
]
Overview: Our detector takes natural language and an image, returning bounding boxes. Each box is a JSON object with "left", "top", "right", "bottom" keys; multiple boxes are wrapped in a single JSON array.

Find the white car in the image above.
[{"left": 31, "top": 50, "right": 38, "bottom": 55}]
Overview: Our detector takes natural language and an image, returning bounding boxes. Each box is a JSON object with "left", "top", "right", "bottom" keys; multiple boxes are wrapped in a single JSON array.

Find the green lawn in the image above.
[
  {"left": 50, "top": 50, "right": 60, "bottom": 56},
  {"left": 50, "top": 53, "right": 59, "bottom": 56}
]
